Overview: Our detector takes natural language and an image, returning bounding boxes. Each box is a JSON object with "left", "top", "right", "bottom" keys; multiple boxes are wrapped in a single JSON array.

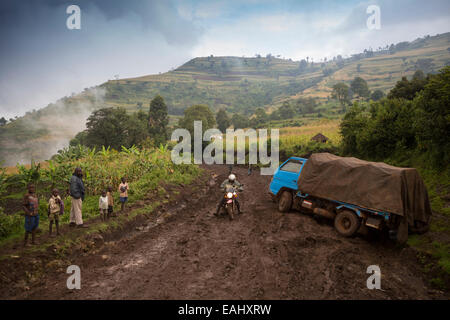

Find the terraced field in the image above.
[{"left": 1, "top": 33, "right": 449, "bottom": 165}]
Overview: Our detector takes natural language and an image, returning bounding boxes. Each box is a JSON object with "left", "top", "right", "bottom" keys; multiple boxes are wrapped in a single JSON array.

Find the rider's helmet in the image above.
[{"left": 228, "top": 174, "right": 236, "bottom": 181}]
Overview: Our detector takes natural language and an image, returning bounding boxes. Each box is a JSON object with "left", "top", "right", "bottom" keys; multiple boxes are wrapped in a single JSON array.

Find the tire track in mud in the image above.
[{"left": 13, "top": 165, "right": 446, "bottom": 300}]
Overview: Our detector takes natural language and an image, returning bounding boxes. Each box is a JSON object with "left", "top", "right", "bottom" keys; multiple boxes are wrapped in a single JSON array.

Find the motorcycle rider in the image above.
[{"left": 215, "top": 174, "right": 243, "bottom": 216}]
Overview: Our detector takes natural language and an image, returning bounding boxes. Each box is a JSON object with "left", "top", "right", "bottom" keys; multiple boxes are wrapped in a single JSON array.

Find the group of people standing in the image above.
[{"left": 22, "top": 167, "right": 129, "bottom": 246}]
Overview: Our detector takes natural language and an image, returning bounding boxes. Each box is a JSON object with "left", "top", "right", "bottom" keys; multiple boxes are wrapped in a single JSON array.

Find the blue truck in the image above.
[{"left": 269, "top": 153, "right": 432, "bottom": 241}]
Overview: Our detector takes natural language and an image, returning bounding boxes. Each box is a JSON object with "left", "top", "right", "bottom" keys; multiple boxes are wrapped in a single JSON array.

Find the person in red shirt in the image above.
[{"left": 118, "top": 177, "right": 129, "bottom": 212}]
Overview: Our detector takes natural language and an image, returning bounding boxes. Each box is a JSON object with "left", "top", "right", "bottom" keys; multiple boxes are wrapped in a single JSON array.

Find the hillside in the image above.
[
  {"left": 102, "top": 56, "right": 324, "bottom": 115},
  {"left": 102, "top": 33, "right": 450, "bottom": 113},
  {"left": 1, "top": 32, "right": 449, "bottom": 165},
  {"left": 303, "top": 33, "right": 450, "bottom": 99}
]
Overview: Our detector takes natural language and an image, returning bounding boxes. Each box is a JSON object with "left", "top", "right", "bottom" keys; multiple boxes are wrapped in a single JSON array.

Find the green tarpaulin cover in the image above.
[{"left": 298, "top": 153, "right": 432, "bottom": 240}]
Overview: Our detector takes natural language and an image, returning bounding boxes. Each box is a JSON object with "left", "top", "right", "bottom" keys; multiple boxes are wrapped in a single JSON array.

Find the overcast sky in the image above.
[{"left": 1, "top": 0, "right": 449, "bottom": 119}]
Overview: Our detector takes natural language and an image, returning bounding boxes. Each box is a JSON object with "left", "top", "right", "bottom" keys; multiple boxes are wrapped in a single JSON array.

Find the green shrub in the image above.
[{"left": 0, "top": 208, "right": 23, "bottom": 240}]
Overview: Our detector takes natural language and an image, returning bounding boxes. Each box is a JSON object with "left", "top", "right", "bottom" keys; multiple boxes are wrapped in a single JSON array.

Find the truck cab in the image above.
[
  {"left": 269, "top": 157, "right": 307, "bottom": 212},
  {"left": 269, "top": 157, "right": 306, "bottom": 198}
]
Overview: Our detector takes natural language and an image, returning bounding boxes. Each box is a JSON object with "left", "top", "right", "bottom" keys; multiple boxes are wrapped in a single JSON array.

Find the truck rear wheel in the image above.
[
  {"left": 278, "top": 191, "right": 293, "bottom": 213},
  {"left": 334, "top": 210, "right": 361, "bottom": 237}
]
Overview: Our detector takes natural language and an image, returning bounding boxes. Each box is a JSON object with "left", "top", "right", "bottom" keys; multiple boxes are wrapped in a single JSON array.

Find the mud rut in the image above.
[{"left": 15, "top": 165, "right": 443, "bottom": 299}]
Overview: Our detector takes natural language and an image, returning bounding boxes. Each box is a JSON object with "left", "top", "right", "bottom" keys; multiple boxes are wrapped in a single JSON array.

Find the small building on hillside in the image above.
[{"left": 311, "top": 133, "right": 329, "bottom": 143}]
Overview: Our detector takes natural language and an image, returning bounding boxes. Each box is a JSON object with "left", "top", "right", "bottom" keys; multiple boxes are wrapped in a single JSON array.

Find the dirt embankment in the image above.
[{"left": 0, "top": 165, "right": 447, "bottom": 299}]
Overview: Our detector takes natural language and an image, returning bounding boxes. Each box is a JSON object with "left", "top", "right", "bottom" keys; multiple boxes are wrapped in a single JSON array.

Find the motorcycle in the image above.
[{"left": 221, "top": 185, "right": 243, "bottom": 220}]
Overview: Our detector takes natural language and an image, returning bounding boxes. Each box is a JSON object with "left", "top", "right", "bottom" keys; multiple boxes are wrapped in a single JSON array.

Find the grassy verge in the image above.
[
  {"left": 364, "top": 149, "right": 450, "bottom": 290},
  {"left": 0, "top": 163, "right": 201, "bottom": 260},
  {"left": 406, "top": 164, "right": 450, "bottom": 290},
  {"left": 0, "top": 147, "right": 201, "bottom": 248}
]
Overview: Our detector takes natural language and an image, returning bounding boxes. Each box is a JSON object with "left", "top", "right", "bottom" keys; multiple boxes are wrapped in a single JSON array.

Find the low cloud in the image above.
[
  {"left": 0, "top": 0, "right": 201, "bottom": 119},
  {"left": 0, "top": 88, "right": 106, "bottom": 166},
  {"left": 190, "top": 0, "right": 450, "bottom": 61}
]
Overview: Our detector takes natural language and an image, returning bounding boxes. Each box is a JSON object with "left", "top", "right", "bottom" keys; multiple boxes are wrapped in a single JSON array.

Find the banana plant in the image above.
[
  {"left": 15, "top": 161, "right": 41, "bottom": 192},
  {"left": 157, "top": 143, "right": 168, "bottom": 154},
  {"left": 121, "top": 145, "right": 131, "bottom": 155},
  {"left": 100, "top": 145, "right": 111, "bottom": 157},
  {"left": 121, "top": 145, "right": 140, "bottom": 155},
  {"left": 88, "top": 146, "right": 97, "bottom": 158}
]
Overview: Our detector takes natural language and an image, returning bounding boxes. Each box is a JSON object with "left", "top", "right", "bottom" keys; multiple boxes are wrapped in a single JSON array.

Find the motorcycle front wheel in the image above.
[{"left": 226, "top": 205, "right": 234, "bottom": 221}]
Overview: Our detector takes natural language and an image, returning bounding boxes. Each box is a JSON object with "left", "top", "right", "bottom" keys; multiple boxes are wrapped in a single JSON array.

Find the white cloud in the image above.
[
  {"left": 2, "top": 0, "right": 449, "bottom": 119},
  {"left": 190, "top": 3, "right": 450, "bottom": 62}
]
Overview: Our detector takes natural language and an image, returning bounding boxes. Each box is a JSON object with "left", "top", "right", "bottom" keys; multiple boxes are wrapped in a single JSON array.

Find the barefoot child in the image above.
[
  {"left": 99, "top": 190, "right": 108, "bottom": 221},
  {"left": 118, "top": 177, "right": 129, "bottom": 212},
  {"left": 23, "top": 184, "right": 39, "bottom": 246},
  {"left": 106, "top": 186, "right": 114, "bottom": 218},
  {"left": 48, "top": 188, "right": 63, "bottom": 237}
]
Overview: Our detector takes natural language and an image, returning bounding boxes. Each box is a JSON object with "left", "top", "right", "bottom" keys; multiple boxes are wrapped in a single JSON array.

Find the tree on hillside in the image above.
[
  {"left": 83, "top": 107, "right": 131, "bottom": 150},
  {"left": 279, "top": 101, "right": 296, "bottom": 119},
  {"left": 340, "top": 99, "right": 417, "bottom": 159},
  {"left": 128, "top": 111, "right": 149, "bottom": 146},
  {"left": 298, "top": 59, "right": 308, "bottom": 73},
  {"left": 270, "top": 109, "right": 281, "bottom": 121},
  {"left": 339, "top": 104, "right": 369, "bottom": 156},
  {"left": 389, "top": 44, "right": 396, "bottom": 54},
  {"left": 216, "top": 108, "right": 231, "bottom": 132},
  {"left": 364, "top": 49, "right": 374, "bottom": 58},
  {"left": 178, "top": 104, "right": 216, "bottom": 137},
  {"left": 370, "top": 90, "right": 385, "bottom": 101},
  {"left": 296, "top": 97, "right": 317, "bottom": 114},
  {"left": 252, "top": 107, "right": 269, "bottom": 126},
  {"left": 414, "top": 66, "right": 450, "bottom": 166},
  {"left": 231, "top": 113, "right": 249, "bottom": 130},
  {"left": 70, "top": 131, "right": 88, "bottom": 147},
  {"left": 350, "top": 77, "right": 370, "bottom": 99},
  {"left": 331, "top": 83, "right": 351, "bottom": 109},
  {"left": 0, "top": 117, "right": 6, "bottom": 126},
  {"left": 412, "top": 70, "right": 425, "bottom": 81},
  {"left": 387, "top": 72, "right": 427, "bottom": 100},
  {"left": 70, "top": 108, "right": 149, "bottom": 149},
  {"left": 148, "top": 95, "right": 168, "bottom": 146}
]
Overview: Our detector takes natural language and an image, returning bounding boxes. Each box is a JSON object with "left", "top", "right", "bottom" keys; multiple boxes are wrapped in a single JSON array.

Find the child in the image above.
[
  {"left": 48, "top": 188, "right": 63, "bottom": 237},
  {"left": 118, "top": 177, "right": 129, "bottom": 212},
  {"left": 99, "top": 190, "right": 108, "bottom": 221},
  {"left": 106, "top": 186, "right": 114, "bottom": 218},
  {"left": 23, "top": 184, "right": 39, "bottom": 246}
]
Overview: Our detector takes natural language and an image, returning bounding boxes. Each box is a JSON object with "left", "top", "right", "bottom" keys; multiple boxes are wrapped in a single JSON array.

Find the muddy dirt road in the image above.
[{"left": 9, "top": 165, "right": 446, "bottom": 299}]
